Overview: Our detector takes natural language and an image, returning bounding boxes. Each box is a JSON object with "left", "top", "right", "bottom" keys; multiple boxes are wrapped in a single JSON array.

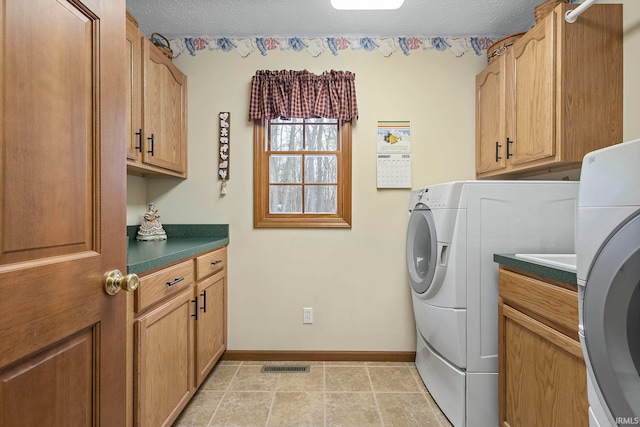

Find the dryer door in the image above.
[
  {"left": 583, "top": 211, "right": 640, "bottom": 424},
  {"left": 406, "top": 204, "right": 437, "bottom": 294}
]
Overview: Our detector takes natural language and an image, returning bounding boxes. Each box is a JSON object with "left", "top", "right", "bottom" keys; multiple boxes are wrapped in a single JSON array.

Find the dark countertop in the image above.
[
  {"left": 127, "top": 224, "right": 228, "bottom": 275},
  {"left": 494, "top": 254, "right": 577, "bottom": 285}
]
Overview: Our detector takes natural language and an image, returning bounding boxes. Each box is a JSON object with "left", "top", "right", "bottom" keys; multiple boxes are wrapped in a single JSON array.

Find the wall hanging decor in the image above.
[{"left": 218, "top": 112, "right": 230, "bottom": 194}]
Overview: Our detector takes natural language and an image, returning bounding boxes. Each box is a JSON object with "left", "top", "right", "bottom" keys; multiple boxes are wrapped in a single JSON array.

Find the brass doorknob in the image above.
[{"left": 104, "top": 270, "right": 139, "bottom": 296}]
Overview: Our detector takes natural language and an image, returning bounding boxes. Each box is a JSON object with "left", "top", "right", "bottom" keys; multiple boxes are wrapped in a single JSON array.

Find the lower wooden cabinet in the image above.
[
  {"left": 136, "top": 288, "right": 194, "bottom": 427},
  {"left": 498, "top": 267, "right": 588, "bottom": 427},
  {"left": 195, "top": 271, "right": 226, "bottom": 387},
  {"left": 131, "top": 246, "right": 227, "bottom": 427}
]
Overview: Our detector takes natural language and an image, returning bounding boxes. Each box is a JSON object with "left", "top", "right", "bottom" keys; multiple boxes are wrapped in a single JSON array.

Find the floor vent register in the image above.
[{"left": 261, "top": 365, "right": 310, "bottom": 373}]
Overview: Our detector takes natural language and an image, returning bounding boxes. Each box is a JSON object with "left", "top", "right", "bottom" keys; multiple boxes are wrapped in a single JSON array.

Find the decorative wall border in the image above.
[{"left": 170, "top": 36, "right": 498, "bottom": 59}]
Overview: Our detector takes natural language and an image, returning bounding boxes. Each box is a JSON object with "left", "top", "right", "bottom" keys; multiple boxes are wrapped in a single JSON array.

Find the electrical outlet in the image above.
[{"left": 303, "top": 307, "right": 313, "bottom": 324}]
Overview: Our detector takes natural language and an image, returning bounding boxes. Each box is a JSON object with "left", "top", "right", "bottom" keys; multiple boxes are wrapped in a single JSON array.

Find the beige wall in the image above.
[{"left": 127, "top": 0, "right": 640, "bottom": 352}]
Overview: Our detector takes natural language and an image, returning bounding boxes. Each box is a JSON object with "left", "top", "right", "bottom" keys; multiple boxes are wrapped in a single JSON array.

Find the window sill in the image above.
[{"left": 254, "top": 216, "right": 351, "bottom": 229}]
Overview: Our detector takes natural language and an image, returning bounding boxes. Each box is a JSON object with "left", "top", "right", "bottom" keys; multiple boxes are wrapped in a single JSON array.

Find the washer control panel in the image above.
[{"left": 416, "top": 181, "right": 465, "bottom": 209}]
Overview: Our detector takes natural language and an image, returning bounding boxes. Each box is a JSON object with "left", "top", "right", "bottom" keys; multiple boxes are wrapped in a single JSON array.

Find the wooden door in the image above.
[
  {"left": 142, "top": 38, "right": 188, "bottom": 176},
  {"left": 476, "top": 57, "right": 507, "bottom": 176},
  {"left": 195, "top": 271, "right": 227, "bottom": 387},
  {"left": 0, "top": 0, "right": 126, "bottom": 425},
  {"left": 510, "top": 13, "right": 557, "bottom": 166}
]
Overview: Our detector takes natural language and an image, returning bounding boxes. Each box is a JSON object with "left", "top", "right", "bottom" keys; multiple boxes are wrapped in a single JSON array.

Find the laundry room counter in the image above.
[
  {"left": 493, "top": 254, "right": 577, "bottom": 285},
  {"left": 127, "top": 224, "right": 229, "bottom": 274}
]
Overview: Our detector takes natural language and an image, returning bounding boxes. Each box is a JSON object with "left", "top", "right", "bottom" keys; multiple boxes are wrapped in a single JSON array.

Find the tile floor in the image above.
[{"left": 173, "top": 360, "right": 453, "bottom": 427}]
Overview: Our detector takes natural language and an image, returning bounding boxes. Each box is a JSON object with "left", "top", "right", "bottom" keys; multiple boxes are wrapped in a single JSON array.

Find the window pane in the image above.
[
  {"left": 305, "top": 155, "right": 337, "bottom": 183},
  {"left": 306, "top": 117, "right": 337, "bottom": 124},
  {"left": 306, "top": 123, "right": 337, "bottom": 151},
  {"left": 270, "top": 185, "right": 302, "bottom": 213},
  {"left": 305, "top": 185, "right": 337, "bottom": 213},
  {"left": 270, "top": 155, "right": 302, "bottom": 183},
  {"left": 271, "top": 124, "right": 303, "bottom": 151},
  {"left": 272, "top": 117, "right": 303, "bottom": 123}
]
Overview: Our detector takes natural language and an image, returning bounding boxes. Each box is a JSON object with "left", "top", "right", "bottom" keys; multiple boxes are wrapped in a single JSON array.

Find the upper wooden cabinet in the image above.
[
  {"left": 476, "top": 3, "right": 622, "bottom": 178},
  {"left": 126, "top": 14, "right": 188, "bottom": 178},
  {"left": 476, "top": 57, "right": 508, "bottom": 175},
  {"left": 126, "top": 18, "right": 143, "bottom": 164}
]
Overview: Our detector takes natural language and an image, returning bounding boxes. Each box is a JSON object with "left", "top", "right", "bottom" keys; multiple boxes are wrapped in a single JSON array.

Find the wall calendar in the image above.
[{"left": 376, "top": 121, "right": 412, "bottom": 188}]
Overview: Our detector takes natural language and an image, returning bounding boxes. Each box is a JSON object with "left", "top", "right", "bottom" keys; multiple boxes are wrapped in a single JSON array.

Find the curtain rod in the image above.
[{"left": 565, "top": 0, "right": 599, "bottom": 23}]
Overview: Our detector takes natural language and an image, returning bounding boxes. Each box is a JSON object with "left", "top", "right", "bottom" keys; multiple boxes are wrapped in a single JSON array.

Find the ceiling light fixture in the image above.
[{"left": 330, "top": 0, "right": 405, "bottom": 10}]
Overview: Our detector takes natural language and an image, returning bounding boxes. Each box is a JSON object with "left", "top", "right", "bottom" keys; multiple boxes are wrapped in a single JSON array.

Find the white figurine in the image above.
[{"left": 136, "top": 203, "right": 168, "bottom": 241}]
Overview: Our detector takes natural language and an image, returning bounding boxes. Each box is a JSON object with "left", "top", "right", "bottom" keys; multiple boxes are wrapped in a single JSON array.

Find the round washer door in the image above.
[
  {"left": 406, "top": 204, "right": 437, "bottom": 294},
  {"left": 583, "top": 211, "right": 640, "bottom": 422}
]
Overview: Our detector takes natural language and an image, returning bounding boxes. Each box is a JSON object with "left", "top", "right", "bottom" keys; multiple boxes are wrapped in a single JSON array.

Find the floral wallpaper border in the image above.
[
  {"left": 170, "top": 36, "right": 499, "bottom": 59},
  {"left": 168, "top": 1, "right": 581, "bottom": 59}
]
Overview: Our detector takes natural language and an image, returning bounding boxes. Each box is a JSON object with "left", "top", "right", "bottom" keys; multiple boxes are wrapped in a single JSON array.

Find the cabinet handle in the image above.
[
  {"left": 191, "top": 297, "right": 198, "bottom": 320},
  {"left": 135, "top": 129, "right": 143, "bottom": 153},
  {"left": 495, "top": 141, "right": 502, "bottom": 162},
  {"left": 166, "top": 277, "right": 184, "bottom": 287},
  {"left": 506, "top": 137, "right": 513, "bottom": 159},
  {"left": 147, "top": 134, "right": 155, "bottom": 156},
  {"left": 211, "top": 260, "right": 222, "bottom": 266},
  {"left": 200, "top": 290, "right": 207, "bottom": 313}
]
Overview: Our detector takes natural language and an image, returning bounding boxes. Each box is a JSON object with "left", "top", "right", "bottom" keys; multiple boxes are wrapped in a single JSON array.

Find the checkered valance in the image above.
[{"left": 249, "top": 70, "right": 358, "bottom": 121}]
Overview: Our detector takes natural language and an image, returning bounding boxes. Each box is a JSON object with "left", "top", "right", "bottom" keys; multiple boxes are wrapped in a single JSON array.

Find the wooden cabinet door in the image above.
[
  {"left": 510, "top": 12, "right": 557, "bottom": 166},
  {"left": 142, "top": 38, "right": 187, "bottom": 176},
  {"left": 0, "top": 0, "right": 126, "bottom": 425},
  {"left": 195, "top": 271, "right": 227, "bottom": 387},
  {"left": 136, "top": 288, "right": 194, "bottom": 427},
  {"left": 476, "top": 57, "right": 508, "bottom": 175},
  {"left": 499, "top": 302, "right": 588, "bottom": 427},
  {"left": 126, "top": 21, "right": 143, "bottom": 162}
]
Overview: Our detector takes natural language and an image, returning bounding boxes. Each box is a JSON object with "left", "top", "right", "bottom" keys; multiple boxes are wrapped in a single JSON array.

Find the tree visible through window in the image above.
[{"left": 254, "top": 117, "right": 352, "bottom": 228}]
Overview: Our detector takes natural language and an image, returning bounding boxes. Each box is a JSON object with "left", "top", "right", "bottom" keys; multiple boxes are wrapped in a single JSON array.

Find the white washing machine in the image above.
[
  {"left": 406, "top": 180, "right": 579, "bottom": 427},
  {"left": 577, "top": 139, "right": 640, "bottom": 427}
]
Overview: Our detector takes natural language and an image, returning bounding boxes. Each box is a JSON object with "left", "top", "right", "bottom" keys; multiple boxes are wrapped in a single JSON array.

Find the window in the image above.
[{"left": 254, "top": 117, "right": 352, "bottom": 228}]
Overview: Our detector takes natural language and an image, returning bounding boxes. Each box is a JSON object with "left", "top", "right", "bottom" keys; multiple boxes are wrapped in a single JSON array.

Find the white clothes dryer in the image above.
[
  {"left": 577, "top": 139, "right": 640, "bottom": 427},
  {"left": 407, "top": 180, "right": 579, "bottom": 427}
]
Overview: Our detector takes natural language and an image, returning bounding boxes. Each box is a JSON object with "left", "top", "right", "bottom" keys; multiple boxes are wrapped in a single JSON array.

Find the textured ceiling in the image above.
[{"left": 125, "top": 0, "right": 554, "bottom": 39}]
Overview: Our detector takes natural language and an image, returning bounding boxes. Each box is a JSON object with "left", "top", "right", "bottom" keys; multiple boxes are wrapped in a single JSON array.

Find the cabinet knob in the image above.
[
  {"left": 104, "top": 270, "right": 139, "bottom": 296},
  {"left": 495, "top": 141, "right": 502, "bottom": 162}
]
